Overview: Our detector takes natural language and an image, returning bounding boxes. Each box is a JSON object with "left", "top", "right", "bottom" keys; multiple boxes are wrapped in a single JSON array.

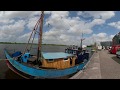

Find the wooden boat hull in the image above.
[{"left": 4, "top": 50, "right": 88, "bottom": 79}]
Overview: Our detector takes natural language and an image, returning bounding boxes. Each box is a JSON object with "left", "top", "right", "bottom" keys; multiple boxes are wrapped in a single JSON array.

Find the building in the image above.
[
  {"left": 100, "top": 41, "right": 112, "bottom": 49},
  {"left": 112, "top": 32, "right": 120, "bottom": 45}
]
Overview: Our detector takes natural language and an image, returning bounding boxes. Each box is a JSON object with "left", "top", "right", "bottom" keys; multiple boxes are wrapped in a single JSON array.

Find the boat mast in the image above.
[
  {"left": 80, "top": 33, "right": 83, "bottom": 50},
  {"left": 37, "top": 11, "right": 44, "bottom": 62}
]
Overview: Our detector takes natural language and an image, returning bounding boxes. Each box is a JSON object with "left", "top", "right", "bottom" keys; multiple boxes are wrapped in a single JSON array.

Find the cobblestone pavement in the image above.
[{"left": 70, "top": 50, "right": 120, "bottom": 79}]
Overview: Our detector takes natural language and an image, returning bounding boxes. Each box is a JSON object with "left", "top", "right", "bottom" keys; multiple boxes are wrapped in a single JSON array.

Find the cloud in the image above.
[
  {"left": 110, "top": 35, "right": 114, "bottom": 39},
  {"left": 0, "top": 20, "right": 26, "bottom": 42},
  {"left": 82, "top": 33, "right": 114, "bottom": 45},
  {"left": 0, "top": 20, "right": 25, "bottom": 34},
  {"left": 83, "top": 33, "right": 107, "bottom": 45},
  {"left": 18, "top": 32, "right": 31, "bottom": 42},
  {"left": 26, "top": 16, "right": 40, "bottom": 30},
  {"left": 88, "top": 19, "right": 105, "bottom": 26},
  {"left": 0, "top": 11, "right": 116, "bottom": 46},
  {"left": 77, "top": 11, "right": 115, "bottom": 20},
  {"left": 93, "top": 33, "right": 107, "bottom": 41},
  {"left": 42, "top": 11, "right": 115, "bottom": 45},
  {"left": 0, "top": 19, "right": 15, "bottom": 24},
  {"left": 0, "top": 11, "right": 41, "bottom": 19},
  {"left": 108, "top": 21, "right": 120, "bottom": 29},
  {"left": 0, "top": 11, "right": 41, "bottom": 42}
]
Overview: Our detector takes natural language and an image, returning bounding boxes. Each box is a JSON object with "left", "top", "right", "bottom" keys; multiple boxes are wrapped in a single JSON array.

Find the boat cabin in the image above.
[{"left": 41, "top": 52, "right": 76, "bottom": 69}]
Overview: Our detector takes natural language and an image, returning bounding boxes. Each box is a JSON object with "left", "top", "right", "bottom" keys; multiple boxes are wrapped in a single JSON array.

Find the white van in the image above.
[{"left": 98, "top": 45, "right": 102, "bottom": 50}]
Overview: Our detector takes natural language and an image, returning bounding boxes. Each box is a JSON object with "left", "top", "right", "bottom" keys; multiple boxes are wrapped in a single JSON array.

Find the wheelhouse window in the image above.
[
  {"left": 47, "top": 59, "right": 54, "bottom": 62},
  {"left": 64, "top": 58, "right": 68, "bottom": 61},
  {"left": 73, "top": 51, "right": 76, "bottom": 54}
]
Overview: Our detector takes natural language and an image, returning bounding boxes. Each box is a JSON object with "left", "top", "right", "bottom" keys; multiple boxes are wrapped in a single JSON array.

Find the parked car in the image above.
[
  {"left": 116, "top": 49, "right": 120, "bottom": 58},
  {"left": 109, "top": 45, "right": 120, "bottom": 54}
]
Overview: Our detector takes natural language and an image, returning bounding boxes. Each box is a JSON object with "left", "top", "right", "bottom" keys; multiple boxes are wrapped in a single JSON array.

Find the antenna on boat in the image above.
[{"left": 37, "top": 11, "right": 44, "bottom": 62}]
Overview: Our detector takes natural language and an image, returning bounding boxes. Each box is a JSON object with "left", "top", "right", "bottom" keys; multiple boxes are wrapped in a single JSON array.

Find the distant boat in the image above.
[{"left": 4, "top": 11, "right": 89, "bottom": 79}]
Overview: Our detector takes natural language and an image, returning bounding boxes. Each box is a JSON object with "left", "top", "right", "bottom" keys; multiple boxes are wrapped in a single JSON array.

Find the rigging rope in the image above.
[{"left": 23, "top": 17, "right": 41, "bottom": 54}]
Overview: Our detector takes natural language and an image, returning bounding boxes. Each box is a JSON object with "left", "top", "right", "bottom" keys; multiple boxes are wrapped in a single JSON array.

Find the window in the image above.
[
  {"left": 47, "top": 59, "right": 54, "bottom": 62},
  {"left": 73, "top": 51, "right": 76, "bottom": 54},
  {"left": 64, "top": 58, "right": 68, "bottom": 61}
]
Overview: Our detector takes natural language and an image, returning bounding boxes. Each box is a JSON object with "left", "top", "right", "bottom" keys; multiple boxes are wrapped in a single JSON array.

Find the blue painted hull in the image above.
[{"left": 4, "top": 50, "right": 88, "bottom": 79}]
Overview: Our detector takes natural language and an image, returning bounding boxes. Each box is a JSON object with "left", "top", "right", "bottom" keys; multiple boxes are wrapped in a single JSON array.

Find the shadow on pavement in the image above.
[{"left": 111, "top": 56, "right": 120, "bottom": 64}]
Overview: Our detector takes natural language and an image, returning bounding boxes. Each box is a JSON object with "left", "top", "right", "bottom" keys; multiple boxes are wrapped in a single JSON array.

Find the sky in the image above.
[{"left": 0, "top": 11, "right": 120, "bottom": 46}]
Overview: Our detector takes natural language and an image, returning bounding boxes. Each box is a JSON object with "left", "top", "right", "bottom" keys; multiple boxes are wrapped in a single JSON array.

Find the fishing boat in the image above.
[{"left": 4, "top": 11, "right": 89, "bottom": 79}]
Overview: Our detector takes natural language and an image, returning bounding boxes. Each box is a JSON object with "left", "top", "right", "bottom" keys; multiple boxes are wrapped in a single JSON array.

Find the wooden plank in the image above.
[{"left": 71, "top": 57, "right": 76, "bottom": 67}]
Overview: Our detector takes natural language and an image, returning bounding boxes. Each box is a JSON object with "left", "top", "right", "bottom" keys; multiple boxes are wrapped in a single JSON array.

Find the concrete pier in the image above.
[{"left": 70, "top": 50, "right": 120, "bottom": 79}]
